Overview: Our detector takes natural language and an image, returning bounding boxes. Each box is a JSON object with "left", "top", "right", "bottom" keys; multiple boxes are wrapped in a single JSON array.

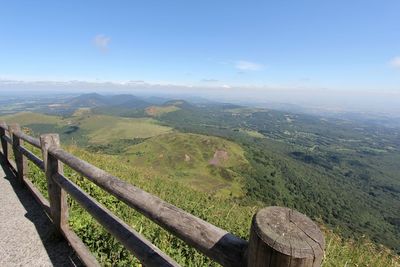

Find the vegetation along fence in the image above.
[{"left": 0, "top": 121, "right": 325, "bottom": 267}]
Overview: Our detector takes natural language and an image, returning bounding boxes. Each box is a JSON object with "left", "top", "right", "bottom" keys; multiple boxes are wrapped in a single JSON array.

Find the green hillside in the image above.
[
  {"left": 0, "top": 112, "right": 172, "bottom": 145},
  {"left": 2, "top": 98, "right": 400, "bottom": 262},
  {"left": 0, "top": 111, "right": 63, "bottom": 125},
  {"left": 25, "top": 144, "right": 400, "bottom": 267},
  {"left": 72, "top": 115, "right": 172, "bottom": 143},
  {"left": 159, "top": 104, "right": 400, "bottom": 252},
  {"left": 125, "top": 132, "right": 248, "bottom": 197}
]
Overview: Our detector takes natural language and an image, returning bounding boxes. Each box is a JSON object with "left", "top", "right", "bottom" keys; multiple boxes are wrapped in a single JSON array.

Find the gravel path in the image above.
[{"left": 0, "top": 158, "right": 81, "bottom": 266}]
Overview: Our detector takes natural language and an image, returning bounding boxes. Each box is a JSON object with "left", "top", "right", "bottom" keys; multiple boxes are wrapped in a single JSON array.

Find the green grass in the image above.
[
  {"left": 0, "top": 111, "right": 63, "bottom": 125},
  {"left": 1, "top": 112, "right": 173, "bottom": 145},
  {"left": 75, "top": 115, "right": 172, "bottom": 143},
  {"left": 24, "top": 144, "right": 400, "bottom": 267},
  {"left": 159, "top": 105, "right": 400, "bottom": 253},
  {"left": 125, "top": 132, "right": 249, "bottom": 198},
  {"left": 239, "top": 128, "right": 265, "bottom": 138},
  {"left": 6, "top": 110, "right": 400, "bottom": 265}
]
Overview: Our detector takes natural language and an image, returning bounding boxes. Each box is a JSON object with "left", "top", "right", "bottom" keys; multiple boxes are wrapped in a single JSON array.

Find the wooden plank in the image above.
[
  {"left": 14, "top": 130, "right": 41, "bottom": 148},
  {"left": 8, "top": 158, "right": 17, "bottom": 172},
  {"left": 3, "top": 135, "right": 13, "bottom": 145},
  {"left": 18, "top": 145, "right": 45, "bottom": 170},
  {"left": 9, "top": 124, "right": 27, "bottom": 185},
  {"left": 0, "top": 122, "right": 8, "bottom": 160},
  {"left": 23, "top": 177, "right": 51, "bottom": 216},
  {"left": 49, "top": 147, "right": 247, "bottom": 267},
  {"left": 40, "top": 134, "right": 68, "bottom": 234},
  {"left": 53, "top": 173, "right": 180, "bottom": 267},
  {"left": 61, "top": 227, "right": 100, "bottom": 267},
  {"left": 246, "top": 207, "right": 325, "bottom": 267}
]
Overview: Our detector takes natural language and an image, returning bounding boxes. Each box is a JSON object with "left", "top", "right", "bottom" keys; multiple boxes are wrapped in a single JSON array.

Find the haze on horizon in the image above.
[{"left": 0, "top": 1, "right": 399, "bottom": 115}]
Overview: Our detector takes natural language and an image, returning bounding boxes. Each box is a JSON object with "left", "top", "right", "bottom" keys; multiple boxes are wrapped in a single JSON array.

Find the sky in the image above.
[{"left": 0, "top": 1, "right": 399, "bottom": 114}]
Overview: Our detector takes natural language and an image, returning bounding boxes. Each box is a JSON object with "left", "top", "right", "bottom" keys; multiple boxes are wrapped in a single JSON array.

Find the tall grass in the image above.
[{"left": 26, "top": 145, "right": 399, "bottom": 266}]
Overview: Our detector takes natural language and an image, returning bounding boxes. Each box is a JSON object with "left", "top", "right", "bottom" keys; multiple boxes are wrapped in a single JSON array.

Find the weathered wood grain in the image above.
[
  {"left": 0, "top": 122, "right": 8, "bottom": 161},
  {"left": 18, "top": 145, "right": 44, "bottom": 170},
  {"left": 0, "top": 123, "right": 13, "bottom": 165},
  {"left": 40, "top": 134, "right": 68, "bottom": 234},
  {"left": 247, "top": 206, "right": 325, "bottom": 267},
  {"left": 53, "top": 173, "right": 180, "bottom": 267},
  {"left": 14, "top": 131, "right": 41, "bottom": 148},
  {"left": 49, "top": 147, "right": 248, "bottom": 267},
  {"left": 61, "top": 227, "right": 100, "bottom": 267},
  {"left": 2, "top": 135, "right": 13, "bottom": 145},
  {"left": 22, "top": 176, "right": 51, "bottom": 216},
  {"left": 9, "top": 124, "right": 27, "bottom": 185}
]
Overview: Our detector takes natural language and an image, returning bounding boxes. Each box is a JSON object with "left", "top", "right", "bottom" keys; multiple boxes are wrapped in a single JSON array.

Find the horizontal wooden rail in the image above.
[
  {"left": 61, "top": 227, "right": 99, "bottom": 267},
  {"left": 18, "top": 146, "right": 44, "bottom": 170},
  {"left": 23, "top": 176, "right": 51, "bottom": 216},
  {"left": 53, "top": 173, "right": 179, "bottom": 267},
  {"left": 8, "top": 158, "right": 18, "bottom": 172},
  {"left": 2, "top": 135, "right": 12, "bottom": 145},
  {"left": 0, "top": 121, "right": 325, "bottom": 267},
  {"left": 14, "top": 131, "right": 41, "bottom": 148},
  {"left": 49, "top": 146, "right": 247, "bottom": 267}
]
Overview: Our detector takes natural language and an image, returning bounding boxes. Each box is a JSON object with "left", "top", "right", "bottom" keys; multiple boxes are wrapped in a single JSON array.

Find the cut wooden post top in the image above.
[
  {"left": 8, "top": 123, "right": 21, "bottom": 133},
  {"left": 40, "top": 134, "right": 61, "bottom": 147},
  {"left": 252, "top": 206, "right": 325, "bottom": 259}
]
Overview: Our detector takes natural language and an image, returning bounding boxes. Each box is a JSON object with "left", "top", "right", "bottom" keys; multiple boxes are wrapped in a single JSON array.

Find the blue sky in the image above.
[{"left": 0, "top": 0, "right": 399, "bottom": 93}]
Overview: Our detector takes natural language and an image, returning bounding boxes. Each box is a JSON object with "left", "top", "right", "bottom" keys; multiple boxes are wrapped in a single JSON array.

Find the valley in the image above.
[{"left": 1, "top": 93, "right": 400, "bottom": 261}]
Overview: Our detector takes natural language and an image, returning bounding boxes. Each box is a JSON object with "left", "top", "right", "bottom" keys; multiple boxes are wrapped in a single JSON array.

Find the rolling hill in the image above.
[
  {"left": 1, "top": 93, "right": 400, "bottom": 256},
  {"left": 124, "top": 132, "right": 249, "bottom": 197},
  {"left": 24, "top": 144, "right": 400, "bottom": 267},
  {"left": 0, "top": 111, "right": 172, "bottom": 146}
]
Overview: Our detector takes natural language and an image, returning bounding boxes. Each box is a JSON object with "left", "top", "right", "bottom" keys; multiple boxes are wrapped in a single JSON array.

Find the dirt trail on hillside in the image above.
[{"left": 209, "top": 150, "right": 229, "bottom": 166}]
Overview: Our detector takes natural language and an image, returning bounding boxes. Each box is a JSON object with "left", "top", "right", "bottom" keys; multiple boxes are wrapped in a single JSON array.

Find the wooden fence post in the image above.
[
  {"left": 40, "top": 134, "right": 68, "bottom": 234},
  {"left": 0, "top": 121, "right": 8, "bottom": 161},
  {"left": 9, "top": 123, "right": 27, "bottom": 184},
  {"left": 247, "top": 206, "right": 325, "bottom": 267}
]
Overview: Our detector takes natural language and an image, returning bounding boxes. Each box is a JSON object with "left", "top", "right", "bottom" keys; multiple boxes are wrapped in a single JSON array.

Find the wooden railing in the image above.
[{"left": 0, "top": 121, "right": 325, "bottom": 267}]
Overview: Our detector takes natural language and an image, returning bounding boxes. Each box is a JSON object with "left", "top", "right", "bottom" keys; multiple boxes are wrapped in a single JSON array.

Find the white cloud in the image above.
[
  {"left": 235, "top": 60, "right": 263, "bottom": 71},
  {"left": 93, "top": 34, "right": 111, "bottom": 51},
  {"left": 390, "top": 56, "right": 400, "bottom": 69}
]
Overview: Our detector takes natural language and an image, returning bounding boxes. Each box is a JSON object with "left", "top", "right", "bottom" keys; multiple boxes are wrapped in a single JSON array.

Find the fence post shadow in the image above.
[{"left": 0, "top": 154, "right": 82, "bottom": 267}]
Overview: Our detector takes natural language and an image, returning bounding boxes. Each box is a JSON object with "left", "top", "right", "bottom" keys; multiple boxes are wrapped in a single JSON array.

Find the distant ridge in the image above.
[{"left": 67, "top": 93, "right": 150, "bottom": 108}]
